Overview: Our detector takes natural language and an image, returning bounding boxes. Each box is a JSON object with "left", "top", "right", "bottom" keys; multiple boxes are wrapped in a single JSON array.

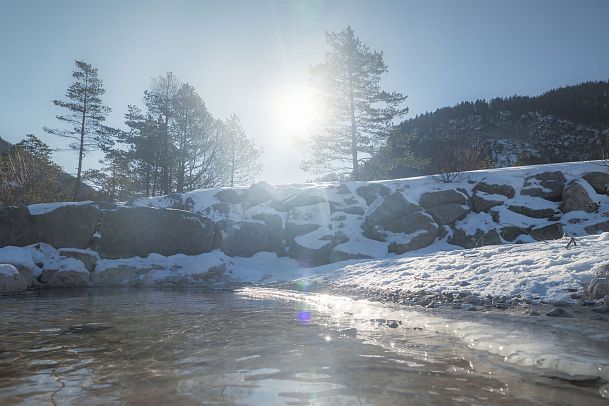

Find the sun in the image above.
[{"left": 271, "top": 86, "right": 321, "bottom": 137}]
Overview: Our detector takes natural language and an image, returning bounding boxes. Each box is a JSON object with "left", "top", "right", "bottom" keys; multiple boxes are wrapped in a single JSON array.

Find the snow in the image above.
[
  {"left": 294, "top": 227, "right": 333, "bottom": 249},
  {"left": 0, "top": 264, "right": 19, "bottom": 277},
  {"left": 301, "top": 232, "right": 609, "bottom": 304},
  {"left": 27, "top": 200, "right": 94, "bottom": 215}
]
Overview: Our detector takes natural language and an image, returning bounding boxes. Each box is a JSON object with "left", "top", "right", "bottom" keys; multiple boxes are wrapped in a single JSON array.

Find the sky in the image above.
[{"left": 1, "top": 0, "right": 609, "bottom": 185}]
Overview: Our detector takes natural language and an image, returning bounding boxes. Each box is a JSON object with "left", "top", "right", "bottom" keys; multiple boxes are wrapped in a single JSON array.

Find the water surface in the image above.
[{"left": 0, "top": 288, "right": 606, "bottom": 405}]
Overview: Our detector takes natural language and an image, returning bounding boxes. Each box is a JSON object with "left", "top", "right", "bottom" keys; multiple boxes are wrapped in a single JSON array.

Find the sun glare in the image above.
[{"left": 272, "top": 86, "right": 320, "bottom": 137}]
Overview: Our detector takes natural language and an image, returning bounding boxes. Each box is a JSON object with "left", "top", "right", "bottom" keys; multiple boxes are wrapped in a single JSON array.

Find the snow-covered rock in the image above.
[
  {"left": 215, "top": 219, "right": 270, "bottom": 257},
  {"left": 0, "top": 264, "right": 27, "bottom": 294},
  {"left": 561, "top": 179, "right": 598, "bottom": 213}
]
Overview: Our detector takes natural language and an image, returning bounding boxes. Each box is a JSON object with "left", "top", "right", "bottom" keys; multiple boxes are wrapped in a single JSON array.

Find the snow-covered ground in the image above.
[{"left": 2, "top": 231, "right": 606, "bottom": 304}]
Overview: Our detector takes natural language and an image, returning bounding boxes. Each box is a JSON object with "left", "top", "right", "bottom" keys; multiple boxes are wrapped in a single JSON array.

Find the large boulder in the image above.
[
  {"left": 0, "top": 206, "right": 35, "bottom": 247},
  {"left": 364, "top": 192, "right": 420, "bottom": 231},
  {"left": 388, "top": 228, "right": 437, "bottom": 254},
  {"left": 500, "top": 226, "right": 527, "bottom": 242},
  {"left": 215, "top": 189, "right": 244, "bottom": 204},
  {"left": 215, "top": 219, "right": 270, "bottom": 257},
  {"left": 39, "top": 259, "right": 90, "bottom": 287},
  {"left": 583, "top": 172, "right": 609, "bottom": 194},
  {"left": 285, "top": 202, "right": 331, "bottom": 241},
  {"left": 588, "top": 264, "right": 609, "bottom": 299},
  {"left": 243, "top": 182, "right": 277, "bottom": 208},
  {"left": 289, "top": 227, "right": 335, "bottom": 266},
  {"left": 0, "top": 204, "right": 99, "bottom": 249},
  {"left": 0, "top": 264, "right": 28, "bottom": 294},
  {"left": 449, "top": 228, "right": 502, "bottom": 249},
  {"left": 275, "top": 191, "right": 327, "bottom": 211},
  {"left": 356, "top": 183, "right": 391, "bottom": 205},
  {"left": 507, "top": 204, "right": 556, "bottom": 219},
  {"left": 92, "top": 264, "right": 163, "bottom": 285},
  {"left": 426, "top": 203, "right": 469, "bottom": 225},
  {"left": 520, "top": 171, "right": 566, "bottom": 201},
  {"left": 529, "top": 223, "right": 563, "bottom": 241},
  {"left": 99, "top": 207, "right": 216, "bottom": 258},
  {"left": 251, "top": 212, "right": 285, "bottom": 254},
  {"left": 419, "top": 190, "right": 466, "bottom": 209},
  {"left": 34, "top": 204, "right": 100, "bottom": 248},
  {"left": 585, "top": 220, "right": 609, "bottom": 234},
  {"left": 58, "top": 248, "right": 98, "bottom": 272},
  {"left": 473, "top": 182, "right": 515, "bottom": 199},
  {"left": 561, "top": 180, "right": 598, "bottom": 213},
  {"left": 470, "top": 192, "right": 506, "bottom": 213}
]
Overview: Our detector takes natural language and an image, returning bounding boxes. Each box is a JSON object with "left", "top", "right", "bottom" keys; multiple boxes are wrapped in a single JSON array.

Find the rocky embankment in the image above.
[{"left": 1, "top": 161, "right": 609, "bottom": 297}]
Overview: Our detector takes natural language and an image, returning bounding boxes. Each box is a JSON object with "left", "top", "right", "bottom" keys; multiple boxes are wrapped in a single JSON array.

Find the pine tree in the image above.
[
  {"left": 172, "top": 83, "right": 216, "bottom": 192},
  {"left": 220, "top": 115, "right": 263, "bottom": 187},
  {"left": 302, "top": 26, "right": 408, "bottom": 180},
  {"left": 144, "top": 72, "right": 179, "bottom": 194},
  {"left": 14, "top": 134, "right": 52, "bottom": 161},
  {"left": 44, "top": 60, "right": 111, "bottom": 200}
]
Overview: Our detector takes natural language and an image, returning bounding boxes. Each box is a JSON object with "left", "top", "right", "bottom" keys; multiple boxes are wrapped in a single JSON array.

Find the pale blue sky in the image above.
[{"left": 1, "top": 0, "right": 608, "bottom": 184}]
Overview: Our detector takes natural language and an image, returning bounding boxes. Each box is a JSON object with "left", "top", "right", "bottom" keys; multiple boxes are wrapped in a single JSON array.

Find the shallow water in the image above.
[{"left": 0, "top": 288, "right": 607, "bottom": 405}]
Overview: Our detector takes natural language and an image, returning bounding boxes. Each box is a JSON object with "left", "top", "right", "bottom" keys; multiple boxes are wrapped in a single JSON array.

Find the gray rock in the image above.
[
  {"left": 40, "top": 262, "right": 90, "bottom": 288},
  {"left": 243, "top": 182, "right": 277, "bottom": 207},
  {"left": 585, "top": 220, "right": 609, "bottom": 234},
  {"left": 0, "top": 264, "right": 28, "bottom": 294},
  {"left": 529, "top": 223, "right": 563, "bottom": 241},
  {"left": 364, "top": 192, "right": 420, "bottom": 231},
  {"left": 99, "top": 207, "right": 216, "bottom": 258},
  {"left": 583, "top": 172, "right": 609, "bottom": 194},
  {"left": 251, "top": 212, "right": 285, "bottom": 254},
  {"left": 92, "top": 264, "right": 163, "bottom": 285},
  {"left": 388, "top": 228, "right": 437, "bottom": 254},
  {"left": 342, "top": 206, "right": 365, "bottom": 215},
  {"left": 356, "top": 183, "right": 391, "bottom": 205},
  {"left": 419, "top": 190, "right": 466, "bottom": 209},
  {"left": 289, "top": 227, "right": 335, "bottom": 266},
  {"left": 335, "top": 184, "right": 351, "bottom": 195},
  {"left": 521, "top": 171, "right": 566, "bottom": 201},
  {"left": 329, "top": 247, "right": 373, "bottom": 263},
  {"left": 501, "top": 226, "right": 526, "bottom": 242},
  {"left": 277, "top": 191, "right": 327, "bottom": 211},
  {"left": 215, "top": 189, "right": 244, "bottom": 204},
  {"left": 449, "top": 228, "right": 502, "bottom": 249},
  {"left": 473, "top": 182, "right": 515, "bottom": 198},
  {"left": 0, "top": 204, "right": 99, "bottom": 249},
  {"left": 546, "top": 307, "right": 568, "bottom": 317},
  {"left": 470, "top": 193, "right": 505, "bottom": 213},
  {"left": 588, "top": 264, "right": 609, "bottom": 299},
  {"left": 58, "top": 249, "right": 98, "bottom": 272},
  {"left": 34, "top": 204, "right": 100, "bottom": 249},
  {"left": 366, "top": 211, "right": 436, "bottom": 242},
  {"left": 561, "top": 180, "right": 598, "bottom": 213},
  {"left": 215, "top": 219, "right": 270, "bottom": 257},
  {"left": 426, "top": 203, "right": 469, "bottom": 225},
  {"left": 204, "top": 202, "right": 231, "bottom": 217},
  {"left": 507, "top": 204, "right": 556, "bottom": 219},
  {"left": 0, "top": 206, "right": 35, "bottom": 247}
]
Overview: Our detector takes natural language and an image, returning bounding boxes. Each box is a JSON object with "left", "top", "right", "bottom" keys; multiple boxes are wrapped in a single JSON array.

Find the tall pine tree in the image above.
[
  {"left": 302, "top": 27, "right": 408, "bottom": 180},
  {"left": 220, "top": 115, "right": 263, "bottom": 187},
  {"left": 44, "top": 60, "right": 111, "bottom": 200}
]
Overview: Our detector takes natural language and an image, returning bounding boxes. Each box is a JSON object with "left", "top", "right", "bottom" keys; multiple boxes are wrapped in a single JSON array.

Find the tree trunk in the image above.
[
  {"left": 230, "top": 145, "right": 235, "bottom": 187},
  {"left": 349, "top": 82, "right": 358, "bottom": 181},
  {"left": 74, "top": 86, "right": 88, "bottom": 201}
]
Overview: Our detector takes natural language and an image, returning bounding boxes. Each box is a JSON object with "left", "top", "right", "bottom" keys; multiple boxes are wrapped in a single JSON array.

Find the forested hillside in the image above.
[{"left": 363, "top": 81, "right": 609, "bottom": 180}]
